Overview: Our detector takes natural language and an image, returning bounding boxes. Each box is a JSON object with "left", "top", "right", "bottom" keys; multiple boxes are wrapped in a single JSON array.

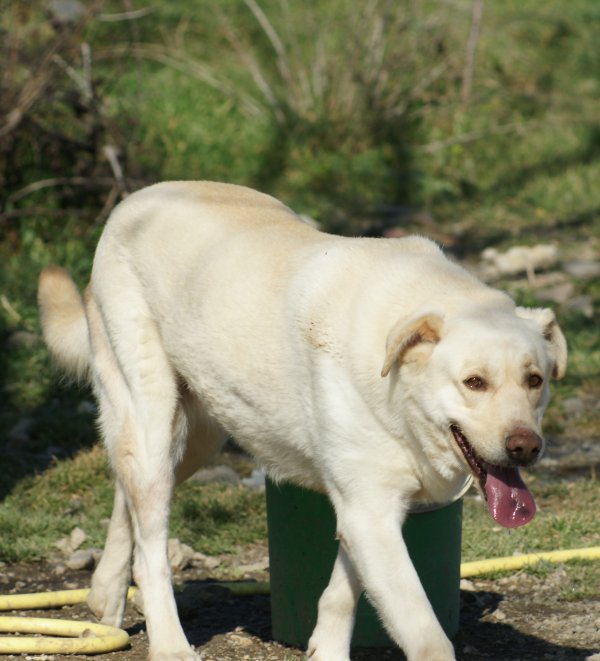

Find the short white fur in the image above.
[{"left": 38, "top": 181, "right": 567, "bottom": 661}]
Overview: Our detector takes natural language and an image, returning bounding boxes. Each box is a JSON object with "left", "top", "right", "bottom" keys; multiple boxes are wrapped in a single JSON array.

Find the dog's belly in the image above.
[{"left": 179, "top": 371, "right": 325, "bottom": 489}]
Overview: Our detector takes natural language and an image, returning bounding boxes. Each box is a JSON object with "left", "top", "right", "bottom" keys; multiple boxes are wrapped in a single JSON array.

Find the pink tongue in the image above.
[{"left": 484, "top": 465, "right": 536, "bottom": 528}]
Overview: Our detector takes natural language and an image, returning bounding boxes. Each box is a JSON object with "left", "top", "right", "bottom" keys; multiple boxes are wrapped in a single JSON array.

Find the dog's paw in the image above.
[{"left": 87, "top": 586, "right": 126, "bottom": 628}]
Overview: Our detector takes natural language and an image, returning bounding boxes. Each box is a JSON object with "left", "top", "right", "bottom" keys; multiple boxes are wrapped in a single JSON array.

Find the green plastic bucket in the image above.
[{"left": 265, "top": 479, "right": 463, "bottom": 649}]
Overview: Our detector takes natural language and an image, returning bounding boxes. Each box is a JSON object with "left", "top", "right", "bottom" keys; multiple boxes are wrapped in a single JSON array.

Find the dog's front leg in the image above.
[
  {"left": 330, "top": 489, "right": 456, "bottom": 661},
  {"left": 307, "top": 544, "right": 361, "bottom": 661}
]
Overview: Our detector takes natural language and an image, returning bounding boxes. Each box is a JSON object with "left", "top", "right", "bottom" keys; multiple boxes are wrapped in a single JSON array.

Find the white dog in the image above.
[{"left": 38, "top": 182, "right": 567, "bottom": 661}]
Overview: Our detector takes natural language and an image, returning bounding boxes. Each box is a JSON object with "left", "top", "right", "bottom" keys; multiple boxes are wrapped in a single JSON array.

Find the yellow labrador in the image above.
[{"left": 39, "top": 182, "right": 567, "bottom": 661}]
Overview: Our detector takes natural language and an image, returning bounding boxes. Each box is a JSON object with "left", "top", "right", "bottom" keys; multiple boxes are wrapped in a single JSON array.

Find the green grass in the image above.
[
  {"left": 462, "top": 478, "right": 600, "bottom": 563},
  {"left": 172, "top": 482, "right": 267, "bottom": 556},
  {"left": 0, "top": 445, "right": 267, "bottom": 561},
  {"left": 0, "top": 447, "right": 114, "bottom": 562},
  {"left": 461, "top": 476, "right": 600, "bottom": 598},
  {"left": 556, "top": 559, "right": 600, "bottom": 601}
]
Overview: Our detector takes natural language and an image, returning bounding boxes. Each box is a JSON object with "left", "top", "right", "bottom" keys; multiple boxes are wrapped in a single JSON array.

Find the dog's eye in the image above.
[
  {"left": 528, "top": 374, "right": 544, "bottom": 389},
  {"left": 463, "top": 376, "right": 487, "bottom": 391}
]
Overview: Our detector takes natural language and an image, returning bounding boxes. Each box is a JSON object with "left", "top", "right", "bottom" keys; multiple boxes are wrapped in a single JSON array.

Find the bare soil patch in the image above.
[{"left": 1, "top": 551, "right": 598, "bottom": 661}]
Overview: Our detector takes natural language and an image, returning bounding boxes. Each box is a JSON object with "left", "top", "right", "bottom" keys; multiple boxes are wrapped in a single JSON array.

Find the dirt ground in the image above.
[{"left": 1, "top": 548, "right": 599, "bottom": 661}]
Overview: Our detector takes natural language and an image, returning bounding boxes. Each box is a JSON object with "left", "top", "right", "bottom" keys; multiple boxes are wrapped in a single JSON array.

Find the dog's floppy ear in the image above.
[
  {"left": 381, "top": 313, "right": 443, "bottom": 378},
  {"left": 516, "top": 306, "right": 568, "bottom": 379}
]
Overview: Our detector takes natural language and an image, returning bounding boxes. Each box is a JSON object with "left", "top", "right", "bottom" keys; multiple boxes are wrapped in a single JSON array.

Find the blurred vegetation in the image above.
[
  {"left": 0, "top": 0, "right": 599, "bottom": 563},
  {"left": 3, "top": 0, "right": 599, "bottom": 234}
]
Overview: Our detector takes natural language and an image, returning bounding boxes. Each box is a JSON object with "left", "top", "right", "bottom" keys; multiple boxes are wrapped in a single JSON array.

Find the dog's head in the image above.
[{"left": 381, "top": 304, "right": 567, "bottom": 528}]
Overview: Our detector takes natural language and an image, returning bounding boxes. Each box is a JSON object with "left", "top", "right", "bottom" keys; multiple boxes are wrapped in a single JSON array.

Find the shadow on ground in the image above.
[{"left": 172, "top": 582, "right": 599, "bottom": 660}]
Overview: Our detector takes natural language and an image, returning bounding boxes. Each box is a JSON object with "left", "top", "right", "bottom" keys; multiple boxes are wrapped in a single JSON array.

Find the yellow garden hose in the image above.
[
  {"left": 0, "top": 586, "right": 137, "bottom": 611},
  {"left": 460, "top": 545, "right": 600, "bottom": 578},
  {"left": 0, "top": 616, "right": 130, "bottom": 654},
  {"left": 0, "top": 587, "right": 137, "bottom": 655},
  {"left": 0, "top": 550, "right": 598, "bottom": 654}
]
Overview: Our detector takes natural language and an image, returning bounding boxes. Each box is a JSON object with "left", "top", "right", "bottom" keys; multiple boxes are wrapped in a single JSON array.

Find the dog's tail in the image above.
[{"left": 38, "top": 266, "right": 90, "bottom": 380}]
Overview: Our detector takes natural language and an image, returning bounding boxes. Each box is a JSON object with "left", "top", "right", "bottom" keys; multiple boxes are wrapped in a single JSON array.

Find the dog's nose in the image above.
[{"left": 506, "top": 428, "right": 543, "bottom": 466}]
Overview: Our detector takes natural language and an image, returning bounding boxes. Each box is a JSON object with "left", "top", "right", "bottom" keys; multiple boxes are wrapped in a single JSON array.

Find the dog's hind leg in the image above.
[
  {"left": 85, "top": 291, "right": 135, "bottom": 628},
  {"left": 124, "top": 391, "right": 229, "bottom": 620},
  {"left": 88, "top": 388, "right": 227, "bottom": 631},
  {"left": 307, "top": 545, "right": 360, "bottom": 661},
  {"left": 84, "top": 290, "right": 199, "bottom": 661},
  {"left": 87, "top": 481, "right": 133, "bottom": 626}
]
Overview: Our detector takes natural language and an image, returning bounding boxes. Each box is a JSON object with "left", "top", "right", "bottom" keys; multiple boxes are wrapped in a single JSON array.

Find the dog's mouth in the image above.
[{"left": 450, "top": 424, "right": 536, "bottom": 528}]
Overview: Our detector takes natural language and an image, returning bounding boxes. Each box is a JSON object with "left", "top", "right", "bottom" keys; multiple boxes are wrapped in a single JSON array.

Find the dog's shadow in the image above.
[
  {"left": 169, "top": 582, "right": 598, "bottom": 660},
  {"left": 174, "top": 580, "right": 274, "bottom": 646},
  {"left": 457, "top": 588, "right": 598, "bottom": 661}
]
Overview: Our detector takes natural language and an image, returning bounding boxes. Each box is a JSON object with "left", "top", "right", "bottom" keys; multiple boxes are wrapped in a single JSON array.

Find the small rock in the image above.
[
  {"left": 191, "top": 551, "right": 220, "bottom": 571},
  {"left": 493, "top": 608, "right": 507, "bottom": 621},
  {"left": 71, "top": 527, "right": 87, "bottom": 546},
  {"left": 229, "top": 633, "right": 253, "bottom": 647},
  {"left": 563, "top": 260, "right": 600, "bottom": 280},
  {"left": 167, "top": 538, "right": 196, "bottom": 571},
  {"left": 460, "top": 579, "right": 476, "bottom": 591},
  {"left": 236, "top": 559, "right": 269, "bottom": 575},
  {"left": 55, "top": 527, "right": 87, "bottom": 556},
  {"left": 190, "top": 465, "right": 241, "bottom": 486},
  {"left": 536, "top": 282, "right": 574, "bottom": 305},
  {"left": 66, "top": 548, "right": 96, "bottom": 571}
]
